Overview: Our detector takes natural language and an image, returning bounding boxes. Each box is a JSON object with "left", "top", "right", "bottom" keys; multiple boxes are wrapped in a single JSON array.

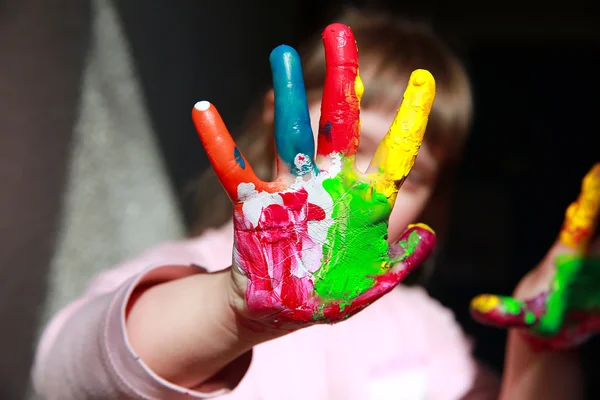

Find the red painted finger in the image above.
[
  {"left": 192, "top": 101, "right": 281, "bottom": 202},
  {"left": 317, "top": 23, "right": 363, "bottom": 158}
]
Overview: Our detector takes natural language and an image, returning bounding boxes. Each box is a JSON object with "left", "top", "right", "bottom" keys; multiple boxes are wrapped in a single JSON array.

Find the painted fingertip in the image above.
[
  {"left": 269, "top": 45, "right": 305, "bottom": 100},
  {"left": 559, "top": 162, "right": 600, "bottom": 250},
  {"left": 582, "top": 162, "right": 600, "bottom": 193},
  {"left": 389, "top": 224, "right": 437, "bottom": 268},
  {"left": 192, "top": 101, "right": 217, "bottom": 132},
  {"left": 407, "top": 222, "right": 435, "bottom": 235},
  {"left": 401, "top": 223, "right": 437, "bottom": 255},
  {"left": 403, "top": 223, "right": 437, "bottom": 249},
  {"left": 409, "top": 69, "right": 435, "bottom": 88},
  {"left": 322, "top": 22, "right": 354, "bottom": 42},
  {"left": 321, "top": 23, "right": 358, "bottom": 66},
  {"left": 269, "top": 45, "right": 299, "bottom": 67},
  {"left": 470, "top": 294, "right": 500, "bottom": 313},
  {"left": 405, "top": 69, "right": 436, "bottom": 109},
  {"left": 194, "top": 101, "right": 211, "bottom": 111}
]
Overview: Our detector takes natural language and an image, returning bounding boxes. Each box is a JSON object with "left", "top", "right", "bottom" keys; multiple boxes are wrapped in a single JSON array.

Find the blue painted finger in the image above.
[{"left": 269, "top": 45, "right": 316, "bottom": 176}]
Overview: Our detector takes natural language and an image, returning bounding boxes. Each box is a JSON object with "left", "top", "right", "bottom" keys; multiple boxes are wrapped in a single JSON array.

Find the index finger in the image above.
[
  {"left": 192, "top": 102, "right": 282, "bottom": 203},
  {"left": 368, "top": 69, "right": 436, "bottom": 201},
  {"left": 559, "top": 163, "right": 600, "bottom": 252},
  {"left": 317, "top": 23, "right": 363, "bottom": 159}
]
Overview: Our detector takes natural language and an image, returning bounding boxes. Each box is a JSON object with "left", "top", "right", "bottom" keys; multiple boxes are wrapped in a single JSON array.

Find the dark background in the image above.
[{"left": 0, "top": 0, "right": 598, "bottom": 398}]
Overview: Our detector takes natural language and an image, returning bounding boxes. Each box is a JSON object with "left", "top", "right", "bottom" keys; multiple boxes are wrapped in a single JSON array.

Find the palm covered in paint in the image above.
[
  {"left": 193, "top": 24, "right": 436, "bottom": 328},
  {"left": 471, "top": 164, "right": 600, "bottom": 349}
]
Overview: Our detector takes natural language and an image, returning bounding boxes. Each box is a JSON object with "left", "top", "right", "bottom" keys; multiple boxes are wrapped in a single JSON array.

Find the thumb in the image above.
[
  {"left": 388, "top": 223, "right": 436, "bottom": 280},
  {"left": 558, "top": 162, "right": 600, "bottom": 253},
  {"left": 470, "top": 294, "right": 537, "bottom": 328}
]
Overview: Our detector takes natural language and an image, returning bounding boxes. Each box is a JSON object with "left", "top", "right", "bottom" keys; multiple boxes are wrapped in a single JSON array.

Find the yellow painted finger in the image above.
[
  {"left": 559, "top": 163, "right": 600, "bottom": 251},
  {"left": 368, "top": 69, "right": 436, "bottom": 201}
]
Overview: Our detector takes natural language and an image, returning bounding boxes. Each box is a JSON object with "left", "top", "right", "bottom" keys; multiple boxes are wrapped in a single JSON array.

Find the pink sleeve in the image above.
[{"left": 31, "top": 239, "right": 248, "bottom": 400}]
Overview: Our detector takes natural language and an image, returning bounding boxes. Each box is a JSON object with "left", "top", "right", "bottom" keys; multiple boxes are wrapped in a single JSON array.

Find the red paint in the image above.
[
  {"left": 234, "top": 189, "right": 325, "bottom": 322},
  {"left": 307, "top": 203, "right": 326, "bottom": 221},
  {"left": 562, "top": 226, "right": 592, "bottom": 247},
  {"left": 524, "top": 310, "right": 600, "bottom": 351},
  {"left": 317, "top": 23, "right": 361, "bottom": 157},
  {"left": 470, "top": 308, "right": 531, "bottom": 329},
  {"left": 322, "top": 270, "right": 404, "bottom": 320}
]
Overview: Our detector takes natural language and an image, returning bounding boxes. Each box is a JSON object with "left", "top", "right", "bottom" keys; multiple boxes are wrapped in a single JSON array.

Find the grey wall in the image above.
[{"left": 0, "top": 2, "right": 91, "bottom": 398}]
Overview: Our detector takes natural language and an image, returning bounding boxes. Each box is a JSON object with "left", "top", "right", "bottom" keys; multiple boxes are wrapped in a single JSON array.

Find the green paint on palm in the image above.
[
  {"left": 534, "top": 255, "right": 600, "bottom": 336},
  {"left": 313, "top": 172, "right": 392, "bottom": 302}
]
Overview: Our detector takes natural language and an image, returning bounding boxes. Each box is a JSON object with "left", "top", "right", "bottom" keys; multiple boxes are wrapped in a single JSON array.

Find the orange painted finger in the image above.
[
  {"left": 559, "top": 163, "right": 600, "bottom": 251},
  {"left": 192, "top": 101, "right": 279, "bottom": 203}
]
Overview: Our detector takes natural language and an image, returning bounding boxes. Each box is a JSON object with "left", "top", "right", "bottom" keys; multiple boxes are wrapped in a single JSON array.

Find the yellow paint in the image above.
[
  {"left": 559, "top": 163, "right": 600, "bottom": 250},
  {"left": 341, "top": 66, "right": 364, "bottom": 153},
  {"left": 408, "top": 222, "right": 435, "bottom": 234},
  {"left": 354, "top": 70, "right": 364, "bottom": 103},
  {"left": 368, "top": 69, "right": 436, "bottom": 202},
  {"left": 353, "top": 70, "right": 364, "bottom": 155},
  {"left": 470, "top": 294, "right": 500, "bottom": 313}
]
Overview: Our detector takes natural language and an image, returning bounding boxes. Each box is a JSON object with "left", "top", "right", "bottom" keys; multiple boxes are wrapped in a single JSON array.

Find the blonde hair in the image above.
[{"left": 188, "top": 8, "right": 472, "bottom": 240}]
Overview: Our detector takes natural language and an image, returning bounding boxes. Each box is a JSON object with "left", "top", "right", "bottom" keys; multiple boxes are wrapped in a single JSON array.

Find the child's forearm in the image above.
[
  {"left": 499, "top": 330, "right": 584, "bottom": 400},
  {"left": 126, "top": 269, "right": 284, "bottom": 389}
]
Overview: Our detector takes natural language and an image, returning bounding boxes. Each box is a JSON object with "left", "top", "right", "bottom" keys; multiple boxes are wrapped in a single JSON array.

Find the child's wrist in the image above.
[
  {"left": 226, "top": 277, "right": 293, "bottom": 347},
  {"left": 126, "top": 268, "right": 281, "bottom": 388}
]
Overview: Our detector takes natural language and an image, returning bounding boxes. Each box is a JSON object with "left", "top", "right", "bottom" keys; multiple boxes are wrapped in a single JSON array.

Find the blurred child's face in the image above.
[
  {"left": 308, "top": 104, "right": 440, "bottom": 243},
  {"left": 264, "top": 91, "right": 440, "bottom": 243}
]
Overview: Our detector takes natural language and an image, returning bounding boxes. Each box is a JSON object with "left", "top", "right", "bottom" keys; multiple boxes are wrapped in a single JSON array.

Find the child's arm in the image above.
[
  {"left": 31, "top": 242, "right": 263, "bottom": 399},
  {"left": 124, "top": 268, "right": 279, "bottom": 388},
  {"left": 470, "top": 163, "right": 600, "bottom": 400}
]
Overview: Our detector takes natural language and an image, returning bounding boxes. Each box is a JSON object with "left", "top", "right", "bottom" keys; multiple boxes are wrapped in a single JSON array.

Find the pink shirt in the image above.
[{"left": 32, "top": 224, "right": 499, "bottom": 399}]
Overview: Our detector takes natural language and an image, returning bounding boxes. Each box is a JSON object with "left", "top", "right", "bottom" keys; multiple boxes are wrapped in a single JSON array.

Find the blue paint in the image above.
[
  {"left": 321, "top": 121, "right": 333, "bottom": 142},
  {"left": 270, "top": 45, "right": 316, "bottom": 176},
  {"left": 233, "top": 147, "right": 245, "bottom": 169}
]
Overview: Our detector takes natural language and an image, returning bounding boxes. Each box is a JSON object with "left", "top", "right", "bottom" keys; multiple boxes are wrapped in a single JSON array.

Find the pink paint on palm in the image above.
[{"left": 234, "top": 189, "right": 325, "bottom": 322}]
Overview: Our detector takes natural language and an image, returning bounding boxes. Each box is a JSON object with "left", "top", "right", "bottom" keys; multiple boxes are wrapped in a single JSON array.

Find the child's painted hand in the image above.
[
  {"left": 471, "top": 163, "right": 600, "bottom": 350},
  {"left": 192, "top": 24, "right": 436, "bottom": 329}
]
